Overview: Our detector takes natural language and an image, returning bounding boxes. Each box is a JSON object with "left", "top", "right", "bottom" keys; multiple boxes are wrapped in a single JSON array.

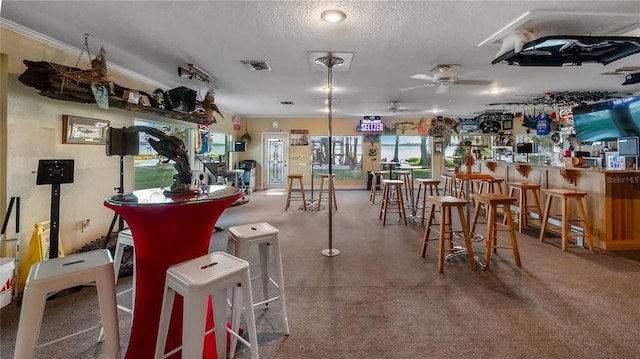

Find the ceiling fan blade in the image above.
[
  {"left": 455, "top": 79, "right": 494, "bottom": 86},
  {"left": 399, "top": 84, "right": 434, "bottom": 91},
  {"left": 410, "top": 74, "right": 436, "bottom": 81}
]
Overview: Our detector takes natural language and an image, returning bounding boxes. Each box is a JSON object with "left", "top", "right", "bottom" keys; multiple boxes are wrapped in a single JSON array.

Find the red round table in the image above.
[{"left": 104, "top": 186, "right": 243, "bottom": 359}]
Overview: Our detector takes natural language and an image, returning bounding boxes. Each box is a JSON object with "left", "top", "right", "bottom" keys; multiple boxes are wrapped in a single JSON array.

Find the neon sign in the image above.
[{"left": 357, "top": 116, "right": 384, "bottom": 132}]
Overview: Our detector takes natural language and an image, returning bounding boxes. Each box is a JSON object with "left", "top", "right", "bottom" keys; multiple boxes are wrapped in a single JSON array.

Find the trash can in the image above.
[
  {"left": 367, "top": 171, "right": 381, "bottom": 191},
  {"left": 0, "top": 257, "right": 15, "bottom": 308},
  {"left": 238, "top": 160, "right": 257, "bottom": 193},
  {"left": 238, "top": 160, "right": 256, "bottom": 184}
]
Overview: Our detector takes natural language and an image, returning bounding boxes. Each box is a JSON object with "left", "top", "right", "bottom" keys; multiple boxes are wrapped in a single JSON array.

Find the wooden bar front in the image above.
[{"left": 475, "top": 160, "right": 640, "bottom": 250}]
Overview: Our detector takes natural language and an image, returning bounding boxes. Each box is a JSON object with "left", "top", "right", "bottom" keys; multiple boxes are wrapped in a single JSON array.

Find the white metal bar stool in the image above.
[
  {"left": 14, "top": 249, "right": 121, "bottom": 359},
  {"left": 227, "top": 222, "right": 290, "bottom": 339},
  {"left": 112, "top": 228, "right": 135, "bottom": 313},
  {"left": 98, "top": 228, "right": 135, "bottom": 342},
  {"left": 154, "top": 251, "right": 258, "bottom": 359}
]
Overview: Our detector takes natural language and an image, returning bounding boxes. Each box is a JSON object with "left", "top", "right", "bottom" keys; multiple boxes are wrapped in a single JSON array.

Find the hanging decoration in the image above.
[
  {"left": 195, "top": 124, "right": 210, "bottom": 155},
  {"left": 240, "top": 122, "right": 252, "bottom": 143}
]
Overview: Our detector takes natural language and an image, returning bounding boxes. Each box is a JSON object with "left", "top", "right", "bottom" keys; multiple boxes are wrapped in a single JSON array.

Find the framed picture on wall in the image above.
[
  {"left": 502, "top": 119, "right": 513, "bottom": 130},
  {"left": 62, "top": 115, "right": 110, "bottom": 144}
]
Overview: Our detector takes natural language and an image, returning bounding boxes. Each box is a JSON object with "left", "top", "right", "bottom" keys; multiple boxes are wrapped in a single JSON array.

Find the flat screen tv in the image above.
[{"left": 573, "top": 97, "right": 640, "bottom": 143}]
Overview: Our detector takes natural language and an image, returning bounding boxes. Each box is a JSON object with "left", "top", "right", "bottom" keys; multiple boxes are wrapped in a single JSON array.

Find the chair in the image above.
[
  {"left": 285, "top": 174, "right": 307, "bottom": 210},
  {"left": 414, "top": 179, "right": 441, "bottom": 226},
  {"left": 227, "top": 222, "right": 290, "bottom": 341},
  {"left": 393, "top": 170, "right": 412, "bottom": 202},
  {"left": 421, "top": 196, "right": 477, "bottom": 273},
  {"left": 369, "top": 171, "right": 387, "bottom": 204},
  {"left": 155, "top": 251, "right": 258, "bottom": 359},
  {"left": 505, "top": 182, "right": 543, "bottom": 233},
  {"left": 98, "top": 228, "right": 135, "bottom": 343},
  {"left": 471, "top": 194, "right": 521, "bottom": 268},
  {"left": 379, "top": 179, "right": 407, "bottom": 226},
  {"left": 441, "top": 174, "right": 461, "bottom": 197},
  {"left": 14, "top": 249, "right": 121, "bottom": 359},
  {"left": 317, "top": 173, "right": 338, "bottom": 210},
  {"left": 539, "top": 189, "right": 595, "bottom": 251},
  {"left": 477, "top": 177, "right": 505, "bottom": 194}
]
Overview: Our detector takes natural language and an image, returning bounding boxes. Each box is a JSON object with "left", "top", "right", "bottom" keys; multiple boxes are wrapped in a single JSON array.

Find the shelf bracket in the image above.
[
  {"left": 514, "top": 164, "right": 530, "bottom": 178},
  {"left": 559, "top": 169, "right": 577, "bottom": 185}
]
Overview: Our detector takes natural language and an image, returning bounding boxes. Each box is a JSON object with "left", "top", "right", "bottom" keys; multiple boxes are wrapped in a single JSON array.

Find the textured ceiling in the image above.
[{"left": 2, "top": 1, "right": 640, "bottom": 120}]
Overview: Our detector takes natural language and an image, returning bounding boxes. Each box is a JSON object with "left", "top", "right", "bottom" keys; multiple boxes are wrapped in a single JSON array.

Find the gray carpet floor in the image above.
[{"left": 2, "top": 188, "right": 640, "bottom": 359}]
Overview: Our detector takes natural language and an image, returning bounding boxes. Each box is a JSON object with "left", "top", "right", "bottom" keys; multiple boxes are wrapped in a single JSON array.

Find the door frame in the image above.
[{"left": 261, "top": 132, "right": 290, "bottom": 190}]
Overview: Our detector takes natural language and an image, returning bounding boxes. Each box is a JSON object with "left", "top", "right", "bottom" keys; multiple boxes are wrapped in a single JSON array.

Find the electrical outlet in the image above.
[{"left": 82, "top": 219, "right": 91, "bottom": 232}]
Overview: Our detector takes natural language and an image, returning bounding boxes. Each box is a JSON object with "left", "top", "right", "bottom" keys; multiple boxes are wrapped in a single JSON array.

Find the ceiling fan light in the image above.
[{"left": 321, "top": 10, "right": 346, "bottom": 23}]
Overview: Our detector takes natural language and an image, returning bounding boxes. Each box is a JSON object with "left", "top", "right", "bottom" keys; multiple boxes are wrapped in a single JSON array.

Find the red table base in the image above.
[{"left": 105, "top": 193, "right": 241, "bottom": 359}]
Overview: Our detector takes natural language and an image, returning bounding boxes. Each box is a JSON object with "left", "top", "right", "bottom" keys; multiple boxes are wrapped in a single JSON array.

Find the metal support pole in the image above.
[{"left": 316, "top": 55, "right": 343, "bottom": 257}]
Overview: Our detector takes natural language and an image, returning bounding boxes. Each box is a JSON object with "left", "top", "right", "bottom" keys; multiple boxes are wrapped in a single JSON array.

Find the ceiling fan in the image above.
[
  {"left": 376, "top": 101, "right": 422, "bottom": 114},
  {"left": 400, "top": 64, "right": 493, "bottom": 93}
]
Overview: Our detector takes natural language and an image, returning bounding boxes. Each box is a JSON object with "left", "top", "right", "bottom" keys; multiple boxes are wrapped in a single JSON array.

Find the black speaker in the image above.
[
  {"left": 231, "top": 141, "right": 246, "bottom": 152},
  {"left": 106, "top": 127, "right": 139, "bottom": 156}
]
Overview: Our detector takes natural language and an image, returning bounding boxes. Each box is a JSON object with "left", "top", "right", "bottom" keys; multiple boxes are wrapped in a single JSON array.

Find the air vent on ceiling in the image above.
[
  {"left": 240, "top": 61, "right": 272, "bottom": 71},
  {"left": 280, "top": 101, "right": 294, "bottom": 105}
]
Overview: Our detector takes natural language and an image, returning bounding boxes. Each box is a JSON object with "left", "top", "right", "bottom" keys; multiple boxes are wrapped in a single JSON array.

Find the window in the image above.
[
  {"left": 310, "top": 135, "right": 363, "bottom": 179},
  {"left": 380, "top": 135, "right": 433, "bottom": 179},
  {"left": 133, "top": 119, "right": 191, "bottom": 190}
]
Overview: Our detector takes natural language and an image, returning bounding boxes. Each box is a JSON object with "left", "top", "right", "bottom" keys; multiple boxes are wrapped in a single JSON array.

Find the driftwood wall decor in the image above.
[{"left": 18, "top": 57, "right": 223, "bottom": 125}]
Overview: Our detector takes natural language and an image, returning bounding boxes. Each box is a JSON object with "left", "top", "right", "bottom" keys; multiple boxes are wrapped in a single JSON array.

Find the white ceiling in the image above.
[{"left": 2, "top": 1, "right": 640, "bottom": 120}]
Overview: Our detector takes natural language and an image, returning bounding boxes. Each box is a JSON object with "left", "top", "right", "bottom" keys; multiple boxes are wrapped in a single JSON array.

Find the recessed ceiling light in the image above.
[
  {"left": 321, "top": 10, "right": 346, "bottom": 23},
  {"left": 487, "top": 88, "right": 503, "bottom": 93}
]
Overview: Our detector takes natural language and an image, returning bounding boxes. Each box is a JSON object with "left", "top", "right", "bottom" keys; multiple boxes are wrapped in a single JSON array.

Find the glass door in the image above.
[{"left": 262, "top": 133, "right": 289, "bottom": 189}]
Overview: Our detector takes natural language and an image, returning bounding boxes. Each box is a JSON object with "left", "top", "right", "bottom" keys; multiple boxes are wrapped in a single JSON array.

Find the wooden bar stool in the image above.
[
  {"left": 285, "top": 174, "right": 307, "bottom": 210},
  {"left": 505, "top": 182, "right": 543, "bottom": 232},
  {"left": 379, "top": 179, "right": 407, "bottom": 226},
  {"left": 421, "top": 196, "right": 477, "bottom": 273},
  {"left": 369, "top": 170, "right": 387, "bottom": 204},
  {"left": 471, "top": 194, "right": 521, "bottom": 268},
  {"left": 394, "top": 170, "right": 412, "bottom": 201},
  {"left": 317, "top": 173, "right": 338, "bottom": 210},
  {"left": 539, "top": 189, "right": 594, "bottom": 251},
  {"left": 455, "top": 178, "right": 466, "bottom": 198},
  {"left": 478, "top": 177, "right": 505, "bottom": 194},
  {"left": 441, "top": 174, "right": 455, "bottom": 197},
  {"left": 415, "top": 179, "right": 441, "bottom": 226}
]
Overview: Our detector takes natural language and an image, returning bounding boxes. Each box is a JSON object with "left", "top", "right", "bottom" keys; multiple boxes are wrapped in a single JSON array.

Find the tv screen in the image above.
[
  {"left": 618, "top": 137, "right": 639, "bottom": 156},
  {"left": 36, "top": 159, "right": 74, "bottom": 185},
  {"left": 573, "top": 97, "right": 640, "bottom": 142}
]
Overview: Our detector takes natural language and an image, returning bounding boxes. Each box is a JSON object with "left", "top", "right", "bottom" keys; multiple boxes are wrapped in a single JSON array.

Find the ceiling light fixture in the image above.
[
  {"left": 177, "top": 64, "right": 211, "bottom": 84},
  {"left": 321, "top": 9, "right": 346, "bottom": 23},
  {"left": 487, "top": 88, "right": 503, "bottom": 93},
  {"left": 315, "top": 55, "right": 344, "bottom": 258}
]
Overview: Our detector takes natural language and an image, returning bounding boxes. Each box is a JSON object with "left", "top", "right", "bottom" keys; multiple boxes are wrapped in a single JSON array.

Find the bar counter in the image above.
[{"left": 475, "top": 160, "right": 640, "bottom": 250}]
